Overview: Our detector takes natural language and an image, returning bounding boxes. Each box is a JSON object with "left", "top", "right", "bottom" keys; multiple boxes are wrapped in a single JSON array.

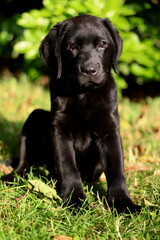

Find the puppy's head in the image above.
[{"left": 40, "top": 15, "right": 122, "bottom": 93}]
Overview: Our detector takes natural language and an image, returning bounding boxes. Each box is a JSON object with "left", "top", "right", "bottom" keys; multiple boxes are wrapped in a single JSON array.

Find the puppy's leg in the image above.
[
  {"left": 52, "top": 127, "right": 85, "bottom": 206},
  {"left": 100, "top": 131, "right": 141, "bottom": 213}
]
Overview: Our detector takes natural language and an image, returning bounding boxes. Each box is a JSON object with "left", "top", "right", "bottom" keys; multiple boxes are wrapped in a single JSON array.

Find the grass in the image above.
[{"left": 0, "top": 77, "right": 160, "bottom": 240}]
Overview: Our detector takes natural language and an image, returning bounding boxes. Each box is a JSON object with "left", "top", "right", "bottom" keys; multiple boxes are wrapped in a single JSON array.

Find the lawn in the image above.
[{"left": 0, "top": 77, "right": 160, "bottom": 240}]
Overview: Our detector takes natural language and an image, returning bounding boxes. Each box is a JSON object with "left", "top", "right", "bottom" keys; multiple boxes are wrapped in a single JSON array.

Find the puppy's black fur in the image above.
[{"left": 3, "top": 15, "right": 141, "bottom": 213}]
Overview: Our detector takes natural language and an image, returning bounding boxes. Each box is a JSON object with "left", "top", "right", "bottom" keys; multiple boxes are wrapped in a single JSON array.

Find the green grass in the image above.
[{"left": 0, "top": 77, "right": 160, "bottom": 240}]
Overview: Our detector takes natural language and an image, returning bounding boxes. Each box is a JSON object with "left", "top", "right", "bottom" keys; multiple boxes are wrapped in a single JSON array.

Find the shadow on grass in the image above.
[
  {"left": 0, "top": 114, "right": 23, "bottom": 159},
  {"left": 86, "top": 180, "right": 108, "bottom": 204}
]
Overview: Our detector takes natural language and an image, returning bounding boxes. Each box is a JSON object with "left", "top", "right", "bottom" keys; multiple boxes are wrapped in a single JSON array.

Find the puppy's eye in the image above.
[
  {"left": 68, "top": 43, "right": 79, "bottom": 51},
  {"left": 98, "top": 40, "right": 108, "bottom": 49}
]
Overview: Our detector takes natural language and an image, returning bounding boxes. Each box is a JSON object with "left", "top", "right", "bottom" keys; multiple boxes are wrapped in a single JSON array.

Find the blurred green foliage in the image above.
[
  {"left": 0, "top": 0, "right": 160, "bottom": 88},
  {"left": 0, "top": 14, "right": 21, "bottom": 57}
]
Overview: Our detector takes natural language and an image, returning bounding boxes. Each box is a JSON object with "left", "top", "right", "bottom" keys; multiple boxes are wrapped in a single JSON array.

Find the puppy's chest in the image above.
[
  {"left": 56, "top": 95, "right": 114, "bottom": 137},
  {"left": 64, "top": 96, "right": 107, "bottom": 121},
  {"left": 73, "top": 126, "right": 92, "bottom": 153}
]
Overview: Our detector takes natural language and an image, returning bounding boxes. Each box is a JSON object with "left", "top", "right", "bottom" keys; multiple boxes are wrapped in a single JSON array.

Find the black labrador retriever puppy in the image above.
[{"left": 3, "top": 15, "right": 141, "bottom": 213}]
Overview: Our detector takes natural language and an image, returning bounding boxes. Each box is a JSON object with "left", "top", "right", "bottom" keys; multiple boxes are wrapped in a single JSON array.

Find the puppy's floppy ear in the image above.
[
  {"left": 103, "top": 18, "right": 123, "bottom": 73},
  {"left": 39, "top": 22, "right": 67, "bottom": 79}
]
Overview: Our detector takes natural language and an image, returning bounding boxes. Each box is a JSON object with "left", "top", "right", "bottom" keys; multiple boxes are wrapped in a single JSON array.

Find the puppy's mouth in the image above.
[
  {"left": 83, "top": 81, "right": 101, "bottom": 89},
  {"left": 77, "top": 80, "right": 104, "bottom": 94},
  {"left": 55, "top": 73, "right": 105, "bottom": 96}
]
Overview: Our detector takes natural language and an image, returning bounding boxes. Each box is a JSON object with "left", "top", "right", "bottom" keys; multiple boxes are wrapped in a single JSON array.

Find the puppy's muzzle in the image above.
[{"left": 80, "top": 62, "right": 98, "bottom": 77}]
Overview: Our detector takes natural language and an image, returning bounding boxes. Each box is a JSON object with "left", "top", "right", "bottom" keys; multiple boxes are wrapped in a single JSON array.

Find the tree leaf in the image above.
[
  {"left": 28, "top": 179, "right": 62, "bottom": 203},
  {"left": 144, "top": 199, "right": 160, "bottom": 208},
  {"left": 54, "top": 235, "right": 73, "bottom": 240}
]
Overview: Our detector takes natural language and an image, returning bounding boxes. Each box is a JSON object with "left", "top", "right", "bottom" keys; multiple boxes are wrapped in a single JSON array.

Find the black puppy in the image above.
[{"left": 3, "top": 15, "right": 141, "bottom": 213}]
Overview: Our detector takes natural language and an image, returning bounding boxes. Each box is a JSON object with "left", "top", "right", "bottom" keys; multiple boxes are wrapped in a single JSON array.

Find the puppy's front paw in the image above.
[
  {"left": 107, "top": 190, "right": 141, "bottom": 214},
  {"left": 61, "top": 185, "right": 86, "bottom": 208},
  {"left": 113, "top": 197, "right": 141, "bottom": 214}
]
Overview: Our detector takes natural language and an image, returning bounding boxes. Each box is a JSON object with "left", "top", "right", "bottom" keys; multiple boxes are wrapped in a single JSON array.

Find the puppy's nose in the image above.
[{"left": 81, "top": 64, "right": 97, "bottom": 76}]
